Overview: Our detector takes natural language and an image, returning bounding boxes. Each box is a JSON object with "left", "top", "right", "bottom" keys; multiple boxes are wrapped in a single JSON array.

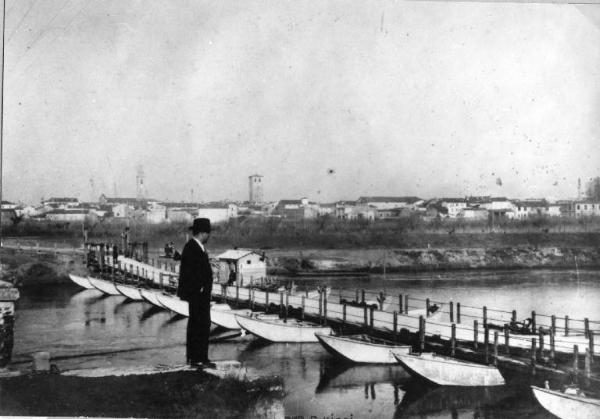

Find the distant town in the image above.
[{"left": 2, "top": 173, "right": 600, "bottom": 226}]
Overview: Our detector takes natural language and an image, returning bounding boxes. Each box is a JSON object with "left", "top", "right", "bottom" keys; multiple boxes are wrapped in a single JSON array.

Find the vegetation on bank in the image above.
[
  {"left": 0, "top": 371, "right": 284, "bottom": 418},
  {"left": 3, "top": 216, "right": 600, "bottom": 250}
]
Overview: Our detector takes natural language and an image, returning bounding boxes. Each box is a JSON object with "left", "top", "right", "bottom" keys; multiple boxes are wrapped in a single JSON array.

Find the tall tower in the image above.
[
  {"left": 248, "top": 174, "right": 263, "bottom": 204},
  {"left": 89, "top": 177, "right": 96, "bottom": 202},
  {"left": 136, "top": 165, "right": 146, "bottom": 200}
]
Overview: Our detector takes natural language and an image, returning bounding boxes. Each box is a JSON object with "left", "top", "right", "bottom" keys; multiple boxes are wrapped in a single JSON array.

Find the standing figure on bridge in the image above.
[{"left": 176, "top": 218, "right": 215, "bottom": 368}]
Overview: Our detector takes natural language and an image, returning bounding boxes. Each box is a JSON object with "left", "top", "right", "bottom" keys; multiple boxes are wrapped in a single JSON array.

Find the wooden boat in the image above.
[
  {"left": 315, "top": 333, "right": 411, "bottom": 364},
  {"left": 391, "top": 351, "right": 505, "bottom": 387},
  {"left": 210, "top": 306, "right": 253, "bottom": 330},
  {"left": 88, "top": 276, "right": 122, "bottom": 296},
  {"left": 115, "top": 283, "right": 144, "bottom": 301},
  {"left": 68, "top": 274, "right": 94, "bottom": 289},
  {"left": 140, "top": 288, "right": 166, "bottom": 309},
  {"left": 157, "top": 293, "right": 188, "bottom": 316},
  {"left": 531, "top": 385, "right": 600, "bottom": 419},
  {"left": 235, "top": 314, "right": 332, "bottom": 343}
]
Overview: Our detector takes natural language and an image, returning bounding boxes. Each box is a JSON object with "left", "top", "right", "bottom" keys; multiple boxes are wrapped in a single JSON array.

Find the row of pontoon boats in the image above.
[{"left": 69, "top": 272, "right": 599, "bottom": 418}]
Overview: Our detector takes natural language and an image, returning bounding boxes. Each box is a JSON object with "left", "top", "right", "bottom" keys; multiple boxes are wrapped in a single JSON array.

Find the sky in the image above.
[{"left": 3, "top": 0, "right": 600, "bottom": 204}]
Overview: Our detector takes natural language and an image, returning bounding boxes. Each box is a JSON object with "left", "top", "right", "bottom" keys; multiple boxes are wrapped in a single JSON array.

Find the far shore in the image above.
[{"left": 1, "top": 236, "right": 598, "bottom": 287}]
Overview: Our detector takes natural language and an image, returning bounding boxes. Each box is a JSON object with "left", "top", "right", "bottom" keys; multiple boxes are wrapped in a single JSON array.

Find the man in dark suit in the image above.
[{"left": 177, "top": 218, "right": 215, "bottom": 368}]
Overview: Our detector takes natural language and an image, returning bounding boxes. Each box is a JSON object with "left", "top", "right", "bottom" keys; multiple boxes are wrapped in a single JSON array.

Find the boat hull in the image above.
[
  {"left": 392, "top": 351, "right": 505, "bottom": 387},
  {"left": 88, "top": 277, "right": 121, "bottom": 296},
  {"left": 115, "top": 284, "right": 144, "bottom": 301},
  {"left": 235, "top": 315, "right": 332, "bottom": 343},
  {"left": 315, "top": 334, "right": 410, "bottom": 364},
  {"left": 69, "top": 274, "right": 94, "bottom": 289},
  {"left": 210, "top": 307, "right": 252, "bottom": 330},
  {"left": 140, "top": 289, "right": 166, "bottom": 308},
  {"left": 157, "top": 294, "right": 189, "bottom": 316},
  {"left": 531, "top": 386, "right": 600, "bottom": 419}
]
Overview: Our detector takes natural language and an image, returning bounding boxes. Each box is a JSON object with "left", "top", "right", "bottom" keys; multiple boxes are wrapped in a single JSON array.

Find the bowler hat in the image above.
[{"left": 189, "top": 218, "right": 211, "bottom": 234}]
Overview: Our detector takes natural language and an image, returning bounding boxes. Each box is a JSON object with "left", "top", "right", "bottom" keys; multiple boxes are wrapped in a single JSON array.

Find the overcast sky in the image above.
[{"left": 3, "top": 0, "right": 600, "bottom": 204}]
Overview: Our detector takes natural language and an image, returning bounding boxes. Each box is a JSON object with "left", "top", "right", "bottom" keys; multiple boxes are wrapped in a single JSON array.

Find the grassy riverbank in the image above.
[
  {"left": 4, "top": 216, "right": 600, "bottom": 250},
  {"left": 0, "top": 371, "right": 283, "bottom": 418},
  {"left": 2, "top": 218, "right": 599, "bottom": 286}
]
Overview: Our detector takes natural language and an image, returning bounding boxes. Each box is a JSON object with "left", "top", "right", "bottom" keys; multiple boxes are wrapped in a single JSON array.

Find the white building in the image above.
[
  {"left": 146, "top": 204, "right": 168, "bottom": 223},
  {"left": 112, "top": 203, "right": 134, "bottom": 218},
  {"left": 45, "top": 209, "right": 88, "bottom": 222},
  {"left": 216, "top": 249, "right": 267, "bottom": 285},
  {"left": 573, "top": 201, "right": 600, "bottom": 217},
  {"left": 458, "top": 207, "right": 488, "bottom": 220},
  {"left": 42, "top": 197, "right": 79, "bottom": 210},
  {"left": 440, "top": 198, "right": 468, "bottom": 218},
  {"left": 481, "top": 197, "right": 515, "bottom": 211},
  {"left": 512, "top": 200, "right": 561, "bottom": 219},
  {"left": 356, "top": 196, "right": 423, "bottom": 210},
  {"left": 1, "top": 201, "right": 18, "bottom": 210},
  {"left": 197, "top": 203, "right": 238, "bottom": 223}
]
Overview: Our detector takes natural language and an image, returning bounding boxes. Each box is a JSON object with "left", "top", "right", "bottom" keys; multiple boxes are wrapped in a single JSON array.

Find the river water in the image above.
[{"left": 9, "top": 268, "right": 600, "bottom": 418}]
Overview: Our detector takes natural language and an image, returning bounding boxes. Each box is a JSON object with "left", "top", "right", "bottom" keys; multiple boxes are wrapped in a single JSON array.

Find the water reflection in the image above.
[
  {"left": 12, "top": 269, "right": 599, "bottom": 418},
  {"left": 395, "top": 384, "right": 518, "bottom": 418}
]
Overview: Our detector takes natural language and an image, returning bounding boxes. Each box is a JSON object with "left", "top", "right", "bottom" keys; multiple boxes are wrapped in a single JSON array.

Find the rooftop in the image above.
[{"left": 357, "top": 196, "right": 422, "bottom": 203}]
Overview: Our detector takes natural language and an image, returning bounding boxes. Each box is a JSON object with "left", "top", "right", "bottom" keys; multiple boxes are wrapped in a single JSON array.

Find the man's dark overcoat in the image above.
[{"left": 177, "top": 238, "right": 213, "bottom": 364}]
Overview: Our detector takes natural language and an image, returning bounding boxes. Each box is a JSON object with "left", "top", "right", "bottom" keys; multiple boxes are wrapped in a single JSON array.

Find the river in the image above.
[{"left": 8, "top": 268, "right": 600, "bottom": 418}]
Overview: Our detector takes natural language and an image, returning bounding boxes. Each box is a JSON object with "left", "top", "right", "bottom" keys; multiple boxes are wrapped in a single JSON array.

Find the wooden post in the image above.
[
  {"left": 551, "top": 315, "right": 556, "bottom": 335},
  {"left": 265, "top": 292, "right": 269, "bottom": 313},
  {"left": 539, "top": 329, "right": 544, "bottom": 358},
  {"left": 250, "top": 289, "right": 255, "bottom": 311},
  {"left": 483, "top": 306, "right": 488, "bottom": 328},
  {"left": 361, "top": 289, "right": 365, "bottom": 304},
  {"left": 585, "top": 348, "right": 592, "bottom": 378},
  {"left": 511, "top": 310, "right": 517, "bottom": 324},
  {"left": 531, "top": 338, "right": 537, "bottom": 367},
  {"left": 159, "top": 273, "right": 163, "bottom": 289},
  {"left": 589, "top": 331, "right": 594, "bottom": 365},
  {"left": 481, "top": 325, "right": 488, "bottom": 363},
  {"left": 393, "top": 311, "right": 398, "bottom": 337},
  {"left": 363, "top": 305, "right": 368, "bottom": 331},
  {"left": 399, "top": 294, "right": 403, "bottom": 313},
  {"left": 426, "top": 298, "right": 430, "bottom": 318},
  {"left": 369, "top": 305, "right": 375, "bottom": 331},
  {"left": 585, "top": 318, "right": 590, "bottom": 339},
  {"left": 449, "top": 301, "right": 454, "bottom": 323},
  {"left": 473, "top": 320, "right": 479, "bottom": 349},
  {"left": 301, "top": 296, "right": 305, "bottom": 320},
  {"left": 279, "top": 292, "right": 284, "bottom": 317},
  {"left": 419, "top": 316, "right": 426, "bottom": 353},
  {"left": 379, "top": 291, "right": 385, "bottom": 310},
  {"left": 284, "top": 293, "right": 289, "bottom": 323},
  {"left": 451, "top": 323, "right": 456, "bottom": 357},
  {"left": 574, "top": 345, "right": 579, "bottom": 375},
  {"left": 550, "top": 328, "right": 556, "bottom": 365},
  {"left": 323, "top": 296, "right": 328, "bottom": 326},
  {"left": 565, "top": 315, "right": 569, "bottom": 336},
  {"left": 342, "top": 303, "right": 347, "bottom": 330},
  {"left": 457, "top": 303, "right": 461, "bottom": 324},
  {"left": 318, "top": 291, "right": 323, "bottom": 324},
  {"left": 236, "top": 284, "right": 240, "bottom": 306},
  {"left": 355, "top": 289, "right": 359, "bottom": 303},
  {"left": 404, "top": 295, "right": 409, "bottom": 314},
  {"left": 504, "top": 326, "right": 510, "bottom": 355},
  {"left": 493, "top": 331, "right": 499, "bottom": 366},
  {"left": 531, "top": 311, "right": 536, "bottom": 334}
]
